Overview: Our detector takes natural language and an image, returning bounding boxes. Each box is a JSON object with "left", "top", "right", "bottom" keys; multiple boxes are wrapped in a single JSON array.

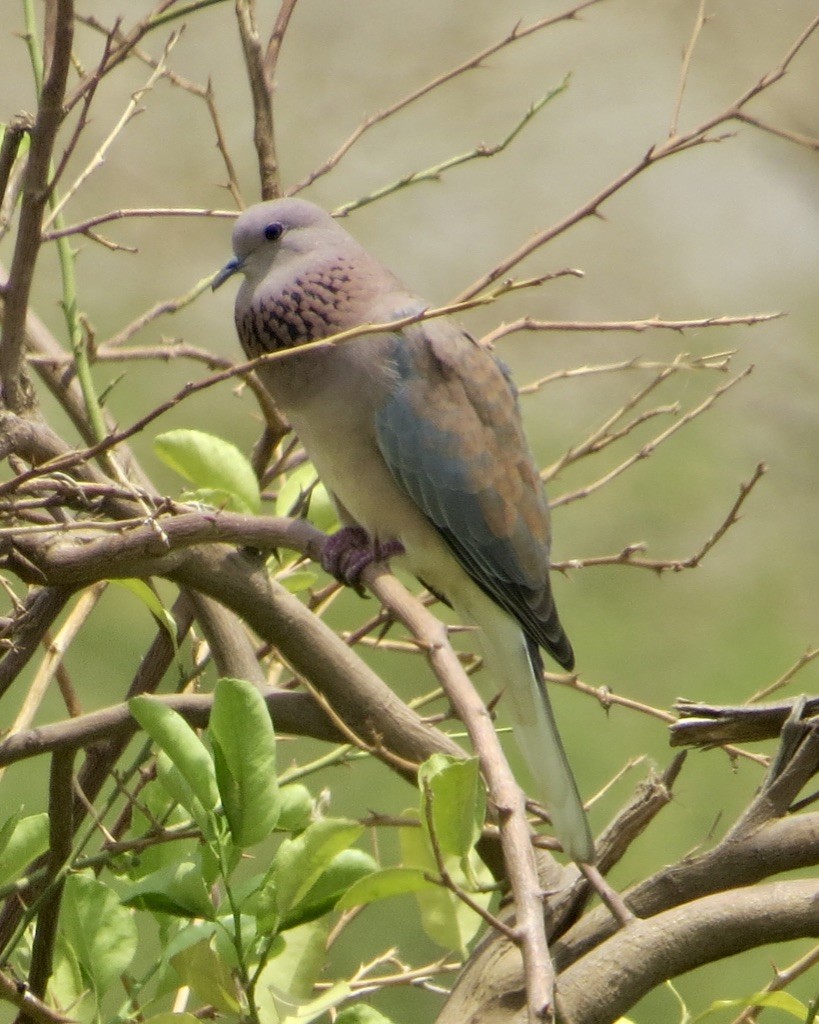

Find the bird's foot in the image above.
[{"left": 321, "top": 526, "right": 404, "bottom": 591}]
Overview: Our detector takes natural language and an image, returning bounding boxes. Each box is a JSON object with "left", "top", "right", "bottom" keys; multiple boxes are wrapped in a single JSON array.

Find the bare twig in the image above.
[
  {"left": 669, "top": 0, "right": 709, "bottom": 138},
  {"left": 747, "top": 647, "right": 819, "bottom": 704},
  {"left": 336, "top": 80, "right": 569, "bottom": 216},
  {"left": 0, "top": 968, "right": 73, "bottom": 1024},
  {"left": 290, "top": 0, "right": 608, "bottom": 194},
  {"left": 551, "top": 367, "right": 753, "bottom": 507},
  {"left": 483, "top": 311, "right": 782, "bottom": 348},
  {"left": 0, "top": 583, "right": 105, "bottom": 784},
  {"left": 235, "top": 0, "right": 280, "bottom": 199},
  {"left": 457, "top": 14, "right": 819, "bottom": 300}
]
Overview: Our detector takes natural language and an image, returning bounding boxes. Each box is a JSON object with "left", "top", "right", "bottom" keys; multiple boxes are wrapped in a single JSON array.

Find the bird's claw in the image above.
[{"left": 321, "top": 526, "right": 404, "bottom": 592}]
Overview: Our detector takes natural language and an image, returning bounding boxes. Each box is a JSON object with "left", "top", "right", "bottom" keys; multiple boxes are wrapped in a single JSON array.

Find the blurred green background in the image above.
[{"left": 2, "top": 1, "right": 818, "bottom": 1021}]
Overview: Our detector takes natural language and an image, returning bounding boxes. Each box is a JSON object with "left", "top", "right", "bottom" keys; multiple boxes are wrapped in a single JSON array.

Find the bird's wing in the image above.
[{"left": 374, "top": 316, "right": 574, "bottom": 670}]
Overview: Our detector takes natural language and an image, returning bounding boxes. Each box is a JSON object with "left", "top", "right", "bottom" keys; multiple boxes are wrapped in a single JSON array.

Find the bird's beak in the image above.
[{"left": 212, "top": 256, "right": 243, "bottom": 291}]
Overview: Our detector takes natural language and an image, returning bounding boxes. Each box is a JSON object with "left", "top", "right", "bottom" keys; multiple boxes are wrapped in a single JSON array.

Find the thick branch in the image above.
[
  {"left": 167, "top": 544, "right": 466, "bottom": 778},
  {"left": 671, "top": 696, "right": 819, "bottom": 746},
  {"left": 554, "top": 812, "right": 819, "bottom": 971},
  {"left": 365, "top": 566, "right": 562, "bottom": 1022},
  {"left": 556, "top": 879, "right": 819, "bottom": 1024},
  {"left": 26, "top": 749, "right": 75, "bottom": 1003},
  {"left": 0, "top": 0, "right": 73, "bottom": 413},
  {"left": 0, "top": 689, "right": 342, "bottom": 770}
]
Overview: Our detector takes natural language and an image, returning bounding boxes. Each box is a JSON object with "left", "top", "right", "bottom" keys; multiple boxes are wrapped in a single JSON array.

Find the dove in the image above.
[{"left": 214, "top": 198, "right": 593, "bottom": 862}]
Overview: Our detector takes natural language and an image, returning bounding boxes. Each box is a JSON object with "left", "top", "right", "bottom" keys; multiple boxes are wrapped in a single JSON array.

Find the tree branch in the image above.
[
  {"left": 0, "top": 0, "right": 74, "bottom": 412},
  {"left": 556, "top": 879, "right": 819, "bottom": 1024}
]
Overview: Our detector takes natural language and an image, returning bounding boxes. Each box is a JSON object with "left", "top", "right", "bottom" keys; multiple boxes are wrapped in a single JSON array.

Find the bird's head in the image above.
[{"left": 212, "top": 198, "right": 338, "bottom": 290}]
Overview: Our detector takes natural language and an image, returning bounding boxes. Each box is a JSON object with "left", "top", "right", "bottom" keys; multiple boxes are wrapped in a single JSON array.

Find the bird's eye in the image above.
[{"left": 264, "top": 222, "right": 284, "bottom": 242}]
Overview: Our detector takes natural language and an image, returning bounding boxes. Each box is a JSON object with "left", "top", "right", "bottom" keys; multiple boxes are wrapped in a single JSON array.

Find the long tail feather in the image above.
[{"left": 474, "top": 606, "right": 594, "bottom": 863}]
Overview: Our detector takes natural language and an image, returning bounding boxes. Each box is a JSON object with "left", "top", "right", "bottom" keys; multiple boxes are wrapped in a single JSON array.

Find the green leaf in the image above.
[
  {"left": 61, "top": 873, "right": 137, "bottom": 995},
  {"left": 274, "top": 462, "right": 337, "bottom": 532},
  {"left": 691, "top": 991, "right": 809, "bottom": 1022},
  {"left": 277, "top": 784, "right": 314, "bottom": 833},
  {"left": 126, "top": 783, "right": 194, "bottom": 877},
  {"left": 0, "top": 807, "right": 21, "bottom": 859},
  {"left": 170, "top": 937, "right": 242, "bottom": 1013},
  {"left": 335, "top": 866, "right": 432, "bottom": 910},
  {"left": 399, "top": 813, "right": 489, "bottom": 954},
  {"left": 256, "top": 922, "right": 350, "bottom": 1024},
  {"left": 120, "top": 860, "right": 215, "bottom": 920},
  {"left": 154, "top": 428, "right": 261, "bottom": 514},
  {"left": 50, "top": 934, "right": 95, "bottom": 1023},
  {"left": 142, "top": 1015, "right": 202, "bottom": 1024},
  {"left": 282, "top": 848, "right": 377, "bottom": 928},
  {"left": 336, "top": 1005, "right": 397, "bottom": 1024},
  {"left": 419, "top": 754, "right": 485, "bottom": 859},
  {"left": 209, "top": 677, "right": 279, "bottom": 847},
  {"left": 0, "top": 811, "right": 49, "bottom": 887},
  {"left": 277, "top": 981, "right": 353, "bottom": 1024},
  {"left": 277, "top": 566, "right": 320, "bottom": 593},
  {"left": 254, "top": 919, "right": 330, "bottom": 1019},
  {"left": 130, "top": 696, "right": 219, "bottom": 811},
  {"left": 269, "top": 819, "right": 364, "bottom": 922},
  {"left": 153, "top": 750, "right": 214, "bottom": 839},
  {"left": 111, "top": 579, "right": 179, "bottom": 647}
]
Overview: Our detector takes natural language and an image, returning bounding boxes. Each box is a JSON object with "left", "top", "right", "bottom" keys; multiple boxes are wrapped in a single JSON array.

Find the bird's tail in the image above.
[{"left": 476, "top": 611, "right": 594, "bottom": 863}]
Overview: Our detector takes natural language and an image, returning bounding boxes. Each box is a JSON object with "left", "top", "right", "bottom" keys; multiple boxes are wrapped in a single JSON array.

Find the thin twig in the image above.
[
  {"left": 290, "top": 0, "right": 608, "bottom": 194},
  {"left": 551, "top": 367, "right": 753, "bottom": 507},
  {"left": 669, "top": 0, "right": 709, "bottom": 138},
  {"left": 483, "top": 311, "right": 782, "bottom": 348},
  {"left": 729, "top": 941, "right": 819, "bottom": 1024},
  {"left": 336, "top": 80, "right": 569, "bottom": 216},
  {"left": 457, "top": 14, "right": 819, "bottom": 300}
]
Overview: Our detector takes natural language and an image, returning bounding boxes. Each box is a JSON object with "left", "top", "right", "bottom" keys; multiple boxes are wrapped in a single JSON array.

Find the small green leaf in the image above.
[
  {"left": 121, "top": 860, "right": 215, "bottom": 920},
  {"left": 277, "top": 784, "right": 314, "bottom": 833},
  {"left": 113, "top": 579, "right": 179, "bottom": 646},
  {"left": 275, "top": 463, "right": 338, "bottom": 532},
  {"left": 335, "top": 866, "right": 432, "bottom": 910},
  {"left": 255, "top": 920, "right": 351, "bottom": 1022},
  {"left": 209, "top": 677, "right": 279, "bottom": 847},
  {"left": 153, "top": 751, "right": 214, "bottom": 838},
  {"left": 0, "top": 812, "right": 49, "bottom": 887},
  {"left": 130, "top": 696, "right": 219, "bottom": 811},
  {"left": 61, "top": 873, "right": 137, "bottom": 995},
  {"left": 419, "top": 754, "right": 485, "bottom": 859},
  {"left": 691, "top": 991, "right": 809, "bottom": 1023},
  {"left": 277, "top": 566, "right": 320, "bottom": 593},
  {"left": 270, "top": 819, "right": 364, "bottom": 920},
  {"left": 170, "top": 937, "right": 242, "bottom": 1012},
  {"left": 336, "top": 1005, "right": 397, "bottom": 1024},
  {"left": 276, "top": 980, "right": 353, "bottom": 1024},
  {"left": 399, "top": 812, "right": 489, "bottom": 954},
  {"left": 50, "top": 935, "right": 94, "bottom": 1023},
  {"left": 282, "top": 848, "right": 377, "bottom": 928},
  {"left": 254, "top": 919, "right": 330, "bottom": 1015},
  {"left": 142, "top": 1015, "right": 202, "bottom": 1024},
  {"left": 155, "top": 428, "right": 260, "bottom": 514}
]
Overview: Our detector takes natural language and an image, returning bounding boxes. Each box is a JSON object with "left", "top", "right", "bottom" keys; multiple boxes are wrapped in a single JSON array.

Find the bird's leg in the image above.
[{"left": 321, "top": 526, "right": 404, "bottom": 591}]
